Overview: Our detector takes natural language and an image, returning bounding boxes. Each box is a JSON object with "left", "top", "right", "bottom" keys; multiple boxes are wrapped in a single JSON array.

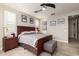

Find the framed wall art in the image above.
[
  {"left": 57, "top": 18, "right": 65, "bottom": 24},
  {"left": 21, "top": 15, "right": 27, "bottom": 23},
  {"left": 42, "top": 21, "right": 47, "bottom": 30},
  {"left": 30, "top": 18, "right": 34, "bottom": 24},
  {"left": 50, "top": 20, "right": 56, "bottom": 26}
]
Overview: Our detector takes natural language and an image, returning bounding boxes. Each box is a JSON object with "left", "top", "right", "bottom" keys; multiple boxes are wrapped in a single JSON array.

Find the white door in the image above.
[{"left": 0, "top": 8, "right": 3, "bottom": 50}]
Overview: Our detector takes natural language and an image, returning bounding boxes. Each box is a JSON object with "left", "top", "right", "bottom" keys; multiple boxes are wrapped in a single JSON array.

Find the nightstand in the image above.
[{"left": 3, "top": 37, "right": 18, "bottom": 52}]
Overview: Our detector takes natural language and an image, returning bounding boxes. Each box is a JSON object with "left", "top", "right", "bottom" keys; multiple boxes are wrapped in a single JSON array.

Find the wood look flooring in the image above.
[
  {"left": 0, "top": 40, "right": 79, "bottom": 56},
  {"left": 53, "top": 41, "right": 79, "bottom": 56}
]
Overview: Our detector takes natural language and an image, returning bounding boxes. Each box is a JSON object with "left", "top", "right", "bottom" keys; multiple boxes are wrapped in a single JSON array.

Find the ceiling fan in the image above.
[{"left": 34, "top": 3, "right": 56, "bottom": 15}]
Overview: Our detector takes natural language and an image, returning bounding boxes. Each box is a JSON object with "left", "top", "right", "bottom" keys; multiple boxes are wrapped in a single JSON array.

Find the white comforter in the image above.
[{"left": 18, "top": 33, "right": 47, "bottom": 48}]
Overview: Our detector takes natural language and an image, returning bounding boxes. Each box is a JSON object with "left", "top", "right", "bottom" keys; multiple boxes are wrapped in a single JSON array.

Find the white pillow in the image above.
[
  {"left": 21, "top": 31, "right": 36, "bottom": 34},
  {"left": 30, "top": 31, "right": 36, "bottom": 33},
  {"left": 21, "top": 31, "right": 30, "bottom": 34}
]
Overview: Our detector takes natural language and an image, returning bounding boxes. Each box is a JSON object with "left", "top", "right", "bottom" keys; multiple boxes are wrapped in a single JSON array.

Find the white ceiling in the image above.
[{"left": 2, "top": 3, "right": 79, "bottom": 19}]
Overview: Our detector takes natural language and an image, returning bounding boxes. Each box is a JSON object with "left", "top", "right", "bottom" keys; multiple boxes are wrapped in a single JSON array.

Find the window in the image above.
[
  {"left": 4, "top": 10, "right": 16, "bottom": 36},
  {"left": 35, "top": 20, "right": 40, "bottom": 27}
]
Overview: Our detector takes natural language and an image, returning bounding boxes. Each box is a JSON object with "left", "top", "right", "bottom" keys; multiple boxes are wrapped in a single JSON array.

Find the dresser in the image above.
[{"left": 3, "top": 37, "right": 18, "bottom": 52}]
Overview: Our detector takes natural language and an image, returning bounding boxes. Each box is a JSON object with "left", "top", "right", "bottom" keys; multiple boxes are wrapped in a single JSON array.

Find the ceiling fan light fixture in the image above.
[
  {"left": 42, "top": 6, "right": 47, "bottom": 11},
  {"left": 34, "top": 3, "right": 56, "bottom": 13},
  {"left": 42, "top": 7, "right": 46, "bottom": 10}
]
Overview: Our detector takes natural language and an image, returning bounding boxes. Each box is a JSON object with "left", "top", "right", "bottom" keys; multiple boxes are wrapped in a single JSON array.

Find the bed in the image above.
[{"left": 17, "top": 26, "right": 52, "bottom": 55}]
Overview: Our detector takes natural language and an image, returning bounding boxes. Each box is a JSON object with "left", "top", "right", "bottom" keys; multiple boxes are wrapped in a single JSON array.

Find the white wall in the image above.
[
  {"left": 47, "top": 15, "right": 68, "bottom": 43},
  {"left": 45, "top": 10, "right": 79, "bottom": 43},
  {"left": 39, "top": 10, "right": 79, "bottom": 43},
  {"left": 16, "top": 11, "right": 39, "bottom": 27}
]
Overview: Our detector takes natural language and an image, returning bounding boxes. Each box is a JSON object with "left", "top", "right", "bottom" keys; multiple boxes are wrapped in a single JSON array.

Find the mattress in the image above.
[{"left": 18, "top": 33, "right": 48, "bottom": 48}]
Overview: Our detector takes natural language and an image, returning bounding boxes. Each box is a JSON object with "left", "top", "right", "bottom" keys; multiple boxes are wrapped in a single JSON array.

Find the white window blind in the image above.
[{"left": 4, "top": 10, "right": 16, "bottom": 36}]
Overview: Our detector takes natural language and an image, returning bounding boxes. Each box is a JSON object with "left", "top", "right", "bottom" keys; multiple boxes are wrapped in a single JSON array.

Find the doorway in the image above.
[{"left": 68, "top": 15, "right": 79, "bottom": 43}]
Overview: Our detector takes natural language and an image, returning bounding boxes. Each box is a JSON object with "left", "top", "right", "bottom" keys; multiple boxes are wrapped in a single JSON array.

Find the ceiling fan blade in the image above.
[
  {"left": 41, "top": 3, "right": 56, "bottom": 8},
  {"left": 51, "top": 13, "right": 55, "bottom": 15},
  {"left": 34, "top": 9, "right": 42, "bottom": 13}
]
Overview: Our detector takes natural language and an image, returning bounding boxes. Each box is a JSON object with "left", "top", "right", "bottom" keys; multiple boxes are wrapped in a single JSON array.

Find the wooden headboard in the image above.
[{"left": 17, "top": 26, "right": 39, "bottom": 35}]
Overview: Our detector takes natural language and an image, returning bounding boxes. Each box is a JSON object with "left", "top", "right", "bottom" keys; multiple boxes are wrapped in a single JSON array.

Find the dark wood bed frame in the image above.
[{"left": 17, "top": 26, "right": 52, "bottom": 56}]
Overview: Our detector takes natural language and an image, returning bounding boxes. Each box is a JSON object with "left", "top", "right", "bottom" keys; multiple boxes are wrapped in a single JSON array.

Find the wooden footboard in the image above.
[
  {"left": 19, "top": 35, "right": 52, "bottom": 56},
  {"left": 19, "top": 43, "right": 37, "bottom": 55},
  {"left": 36, "top": 35, "right": 52, "bottom": 55}
]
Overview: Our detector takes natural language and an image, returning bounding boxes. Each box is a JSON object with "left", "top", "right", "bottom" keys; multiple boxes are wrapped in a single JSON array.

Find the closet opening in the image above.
[{"left": 68, "top": 15, "right": 79, "bottom": 43}]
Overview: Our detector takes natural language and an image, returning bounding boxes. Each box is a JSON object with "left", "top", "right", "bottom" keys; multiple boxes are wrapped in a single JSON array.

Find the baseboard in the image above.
[
  {"left": 54, "top": 39, "right": 68, "bottom": 43},
  {"left": 0, "top": 48, "right": 2, "bottom": 50}
]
